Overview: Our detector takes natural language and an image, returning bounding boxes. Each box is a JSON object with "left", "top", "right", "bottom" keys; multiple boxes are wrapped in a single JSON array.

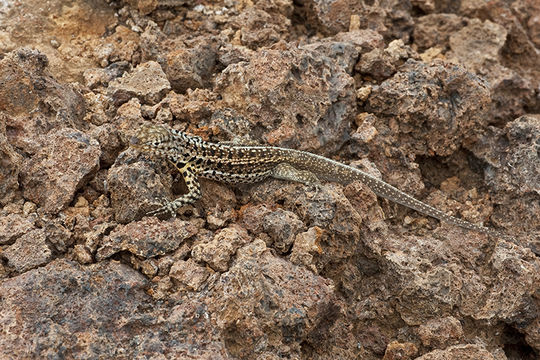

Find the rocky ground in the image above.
[{"left": 0, "top": 0, "right": 539, "bottom": 359}]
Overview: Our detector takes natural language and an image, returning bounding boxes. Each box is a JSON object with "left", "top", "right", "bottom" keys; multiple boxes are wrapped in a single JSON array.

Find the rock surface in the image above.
[{"left": 0, "top": 0, "right": 539, "bottom": 359}]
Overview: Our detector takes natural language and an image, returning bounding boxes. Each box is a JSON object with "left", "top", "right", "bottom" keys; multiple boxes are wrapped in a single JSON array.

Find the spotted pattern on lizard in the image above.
[{"left": 131, "top": 123, "right": 511, "bottom": 241}]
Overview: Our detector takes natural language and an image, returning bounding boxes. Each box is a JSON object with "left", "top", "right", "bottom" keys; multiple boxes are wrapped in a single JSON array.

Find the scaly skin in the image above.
[{"left": 131, "top": 124, "right": 511, "bottom": 241}]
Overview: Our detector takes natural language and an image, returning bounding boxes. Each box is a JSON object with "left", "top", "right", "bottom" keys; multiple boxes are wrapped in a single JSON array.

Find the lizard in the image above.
[{"left": 131, "top": 123, "right": 511, "bottom": 241}]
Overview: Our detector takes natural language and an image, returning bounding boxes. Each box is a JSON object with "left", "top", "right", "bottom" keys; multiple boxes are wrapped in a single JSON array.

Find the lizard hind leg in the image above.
[
  {"left": 148, "top": 164, "right": 202, "bottom": 218},
  {"left": 271, "top": 163, "right": 320, "bottom": 186}
]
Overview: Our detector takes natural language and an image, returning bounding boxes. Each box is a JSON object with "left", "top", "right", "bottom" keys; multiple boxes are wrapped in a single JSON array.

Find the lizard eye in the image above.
[{"left": 152, "top": 141, "right": 159, "bottom": 147}]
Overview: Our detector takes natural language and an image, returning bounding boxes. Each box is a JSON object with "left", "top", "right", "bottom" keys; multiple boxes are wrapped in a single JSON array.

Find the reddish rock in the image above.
[
  {"left": 366, "top": 59, "right": 491, "bottom": 157},
  {"left": 466, "top": 114, "right": 540, "bottom": 238},
  {"left": 289, "top": 226, "right": 324, "bottom": 270},
  {"left": 262, "top": 208, "right": 305, "bottom": 253},
  {"left": 332, "top": 29, "right": 385, "bottom": 54},
  {"left": 209, "top": 239, "right": 335, "bottom": 358},
  {"left": 0, "top": 0, "right": 538, "bottom": 358},
  {"left": 446, "top": 19, "right": 535, "bottom": 124},
  {"left": 89, "top": 123, "right": 123, "bottom": 167},
  {"left": 356, "top": 39, "right": 416, "bottom": 80},
  {"left": 413, "top": 14, "right": 466, "bottom": 51},
  {"left": 2, "top": 228, "right": 52, "bottom": 273},
  {"left": 165, "top": 45, "right": 217, "bottom": 93},
  {"left": 229, "top": 6, "right": 291, "bottom": 49},
  {"left": 383, "top": 341, "right": 418, "bottom": 360},
  {"left": 198, "top": 179, "right": 237, "bottom": 230},
  {"left": 191, "top": 225, "right": 251, "bottom": 272},
  {"left": 216, "top": 46, "right": 355, "bottom": 154},
  {"left": 106, "top": 157, "right": 171, "bottom": 224},
  {"left": 0, "top": 49, "right": 86, "bottom": 155},
  {"left": 300, "top": 0, "right": 414, "bottom": 39},
  {"left": 107, "top": 61, "right": 171, "bottom": 105},
  {"left": 97, "top": 217, "right": 198, "bottom": 260},
  {"left": 0, "top": 116, "right": 21, "bottom": 206},
  {"left": 491, "top": 115, "right": 539, "bottom": 195},
  {"left": 0, "top": 213, "right": 36, "bottom": 245},
  {"left": 96, "top": 25, "right": 140, "bottom": 66},
  {"left": 415, "top": 344, "right": 500, "bottom": 360},
  {"left": 20, "top": 128, "right": 100, "bottom": 214},
  {"left": 417, "top": 316, "right": 464, "bottom": 349},
  {"left": 0, "top": 259, "right": 229, "bottom": 358},
  {"left": 458, "top": 0, "right": 540, "bottom": 124},
  {"left": 169, "top": 258, "right": 212, "bottom": 291}
]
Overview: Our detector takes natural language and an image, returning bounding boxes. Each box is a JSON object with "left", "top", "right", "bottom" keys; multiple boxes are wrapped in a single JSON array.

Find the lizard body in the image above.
[{"left": 131, "top": 124, "right": 509, "bottom": 240}]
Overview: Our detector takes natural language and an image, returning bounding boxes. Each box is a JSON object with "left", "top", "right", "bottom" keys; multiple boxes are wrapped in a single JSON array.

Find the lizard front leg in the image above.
[{"left": 148, "top": 162, "right": 202, "bottom": 217}]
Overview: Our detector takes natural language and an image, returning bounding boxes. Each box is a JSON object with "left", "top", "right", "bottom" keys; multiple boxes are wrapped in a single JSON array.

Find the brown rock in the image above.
[
  {"left": 0, "top": 213, "right": 36, "bottom": 245},
  {"left": 83, "top": 60, "right": 131, "bottom": 90},
  {"left": 43, "top": 221, "right": 72, "bottom": 253},
  {"left": 383, "top": 341, "right": 418, "bottom": 360},
  {"left": 191, "top": 225, "right": 251, "bottom": 272},
  {"left": 20, "top": 128, "right": 100, "bottom": 214},
  {"left": 457, "top": 1, "right": 540, "bottom": 124},
  {"left": 0, "top": 259, "right": 229, "bottom": 358},
  {"left": 356, "top": 39, "right": 415, "bottom": 80},
  {"left": 448, "top": 19, "right": 507, "bottom": 74},
  {"left": 0, "top": 0, "right": 538, "bottom": 358},
  {"left": 97, "top": 25, "right": 140, "bottom": 65},
  {"left": 467, "top": 114, "right": 540, "bottom": 237},
  {"left": 96, "top": 217, "right": 198, "bottom": 260},
  {"left": 166, "top": 88, "right": 218, "bottom": 124},
  {"left": 198, "top": 179, "right": 237, "bottom": 230},
  {"left": 0, "top": 49, "right": 86, "bottom": 155},
  {"left": 169, "top": 258, "right": 212, "bottom": 291},
  {"left": 417, "top": 316, "right": 464, "bottom": 349},
  {"left": 300, "top": 0, "right": 414, "bottom": 39},
  {"left": 106, "top": 157, "right": 171, "bottom": 224},
  {"left": 366, "top": 59, "right": 491, "bottom": 157},
  {"left": 332, "top": 29, "right": 385, "bottom": 54},
  {"left": 289, "top": 226, "right": 324, "bottom": 269},
  {"left": 524, "top": 317, "right": 540, "bottom": 354},
  {"left": 497, "top": 115, "right": 539, "bottom": 194},
  {"left": 165, "top": 45, "right": 217, "bottom": 93},
  {"left": 262, "top": 208, "right": 305, "bottom": 253},
  {"left": 413, "top": 14, "right": 466, "bottom": 51},
  {"left": 468, "top": 241, "right": 539, "bottom": 321},
  {"left": 415, "top": 344, "right": 499, "bottom": 360},
  {"left": 228, "top": 5, "right": 292, "bottom": 48},
  {"left": 0, "top": 48, "right": 50, "bottom": 116},
  {"left": 108, "top": 61, "right": 171, "bottom": 105},
  {"left": 217, "top": 44, "right": 254, "bottom": 67},
  {"left": 239, "top": 203, "right": 273, "bottom": 234},
  {"left": 301, "top": 40, "right": 359, "bottom": 75},
  {"left": 2, "top": 228, "right": 53, "bottom": 273},
  {"left": 0, "top": 117, "right": 21, "bottom": 206},
  {"left": 89, "top": 123, "right": 123, "bottom": 167},
  {"left": 216, "top": 46, "right": 355, "bottom": 154},
  {"left": 209, "top": 239, "right": 335, "bottom": 358},
  {"left": 0, "top": 0, "right": 117, "bottom": 82}
]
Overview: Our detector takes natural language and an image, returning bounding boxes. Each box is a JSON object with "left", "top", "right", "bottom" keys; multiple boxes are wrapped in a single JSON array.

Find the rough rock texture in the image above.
[
  {"left": 2, "top": 228, "right": 53, "bottom": 273},
  {"left": 20, "top": 127, "right": 101, "bottom": 214},
  {"left": 0, "top": 259, "right": 230, "bottom": 359},
  {"left": 96, "top": 216, "right": 199, "bottom": 260},
  {"left": 107, "top": 60, "right": 171, "bottom": 105},
  {"left": 0, "top": 0, "right": 539, "bottom": 359},
  {"left": 215, "top": 45, "right": 356, "bottom": 154}
]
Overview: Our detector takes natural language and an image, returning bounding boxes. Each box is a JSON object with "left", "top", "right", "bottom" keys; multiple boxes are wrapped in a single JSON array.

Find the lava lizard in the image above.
[{"left": 131, "top": 123, "right": 511, "bottom": 241}]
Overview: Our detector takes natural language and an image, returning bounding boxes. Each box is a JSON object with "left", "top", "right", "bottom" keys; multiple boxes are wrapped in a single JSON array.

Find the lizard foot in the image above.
[{"left": 147, "top": 200, "right": 177, "bottom": 219}]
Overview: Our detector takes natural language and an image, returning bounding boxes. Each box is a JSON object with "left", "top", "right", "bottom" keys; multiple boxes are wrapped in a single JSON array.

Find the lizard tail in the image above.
[{"left": 280, "top": 148, "right": 512, "bottom": 241}]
